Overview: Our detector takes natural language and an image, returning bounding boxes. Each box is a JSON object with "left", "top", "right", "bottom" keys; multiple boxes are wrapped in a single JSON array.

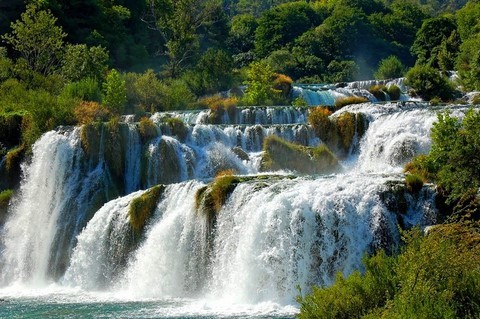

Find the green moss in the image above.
[
  {"left": 387, "top": 85, "right": 401, "bottom": 101},
  {"left": 334, "top": 96, "right": 369, "bottom": 109},
  {"left": 0, "top": 189, "right": 13, "bottom": 209},
  {"left": 261, "top": 136, "right": 339, "bottom": 174},
  {"left": 80, "top": 122, "right": 103, "bottom": 163},
  {"left": 196, "top": 174, "right": 242, "bottom": 217},
  {"left": 405, "top": 173, "right": 424, "bottom": 194},
  {"left": 336, "top": 112, "right": 356, "bottom": 152},
  {"left": 5, "top": 144, "right": 25, "bottom": 173},
  {"left": 104, "top": 118, "right": 125, "bottom": 180},
  {"left": 369, "top": 85, "right": 387, "bottom": 101},
  {"left": 472, "top": 95, "right": 480, "bottom": 105},
  {"left": 128, "top": 185, "right": 165, "bottom": 233}
]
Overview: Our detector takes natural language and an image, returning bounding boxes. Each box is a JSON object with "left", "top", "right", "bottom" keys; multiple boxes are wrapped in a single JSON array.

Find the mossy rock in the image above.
[
  {"left": 104, "top": 119, "right": 126, "bottom": 183},
  {"left": 128, "top": 184, "right": 165, "bottom": 233},
  {"left": 0, "top": 189, "right": 13, "bottom": 224},
  {"left": 232, "top": 146, "right": 250, "bottom": 161},
  {"left": 138, "top": 117, "right": 159, "bottom": 143},
  {"left": 161, "top": 117, "right": 188, "bottom": 142},
  {"left": 260, "top": 136, "right": 339, "bottom": 175},
  {"left": 80, "top": 122, "right": 103, "bottom": 165}
]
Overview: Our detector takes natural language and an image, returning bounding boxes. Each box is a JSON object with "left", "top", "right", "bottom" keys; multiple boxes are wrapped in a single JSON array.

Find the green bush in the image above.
[
  {"left": 298, "top": 223, "right": 480, "bottom": 319},
  {"left": 405, "top": 65, "right": 454, "bottom": 101},
  {"left": 374, "top": 55, "right": 405, "bottom": 80},
  {"left": 138, "top": 117, "right": 158, "bottom": 142},
  {"left": 61, "top": 78, "right": 101, "bottom": 102},
  {"left": 102, "top": 69, "right": 127, "bottom": 114}
]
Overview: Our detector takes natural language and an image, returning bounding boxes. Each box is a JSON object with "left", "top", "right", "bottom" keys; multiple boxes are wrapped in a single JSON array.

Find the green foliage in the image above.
[
  {"left": 2, "top": 4, "right": 66, "bottom": 75},
  {"left": 374, "top": 56, "right": 405, "bottom": 79},
  {"left": 159, "top": 79, "right": 196, "bottom": 111},
  {"left": 5, "top": 144, "right": 25, "bottom": 173},
  {"left": 184, "top": 49, "right": 234, "bottom": 96},
  {"left": 261, "top": 135, "right": 339, "bottom": 174},
  {"left": 411, "top": 16, "right": 458, "bottom": 68},
  {"left": 227, "top": 14, "right": 258, "bottom": 55},
  {"left": 298, "top": 223, "right": 480, "bottom": 319},
  {"left": 0, "top": 189, "right": 14, "bottom": 209},
  {"left": 61, "top": 78, "right": 101, "bottom": 102},
  {"left": 128, "top": 185, "right": 165, "bottom": 233},
  {"left": 125, "top": 70, "right": 163, "bottom": 112},
  {"left": 254, "top": 2, "right": 320, "bottom": 58},
  {"left": 308, "top": 107, "right": 334, "bottom": 142},
  {"left": 102, "top": 69, "right": 126, "bottom": 114},
  {"left": 405, "top": 173, "right": 424, "bottom": 194},
  {"left": 61, "top": 44, "right": 109, "bottom": 82},
  {"left": 242, "top": 61, "right": 279, "bottom": 106},
  {"left": 405, "top": 65, "right": 454, "bottom": 101},
  {"left": 455, "top": 33, "right": 480, "bottom": 91},
  {"left": 455, "top": 1, "right": 480, "bottom": 42}
]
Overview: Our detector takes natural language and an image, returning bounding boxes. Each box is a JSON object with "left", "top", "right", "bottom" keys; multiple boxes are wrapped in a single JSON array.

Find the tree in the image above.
[
  {"left": 144, "top": 0, "right": 224, "bottom": 77},
  {"left": 456, "top": 34, "right": 480, "bottom": 91},
  {"left": 227, "top": 14, "right": 258, "bottom": 54},
  {"left": 242, "top": 61, "right": 278, "bottom": 106},
  {"left": 411, "top": 16, "right": 457, "bottom": 68},
  {"left": 374, "top": 55, "right": 406, "bottom": 79},
  {"left": 102, "top": 69, "right": 126, "bottom": 114},
  {"left": 61, "top": 44, "right": 109, "bottom": 82},
  {"left": 183, "top": 48, "right": 234, "bottom": 96},
  {"left": 2, "top": 4, "right": 66, "bottom": 75},
  {"left": 254, "top": 2, "right": 320, "bottom": 58}
]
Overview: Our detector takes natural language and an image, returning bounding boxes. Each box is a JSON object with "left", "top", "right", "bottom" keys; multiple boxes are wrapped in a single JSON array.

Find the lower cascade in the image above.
[{"left": 0, "top": 102, "right": 451, "bottom": 316}]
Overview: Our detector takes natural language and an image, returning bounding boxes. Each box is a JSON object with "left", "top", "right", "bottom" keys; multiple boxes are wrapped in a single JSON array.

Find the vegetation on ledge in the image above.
[
  {"left": 260, "top": 135, "right": 339, "bottom": 174},
  {"left": 128, "top": 185, "right": 165, "bottom": 233},
  {"left": 298, "top": 222, "right": 480, "bottom": 319}
]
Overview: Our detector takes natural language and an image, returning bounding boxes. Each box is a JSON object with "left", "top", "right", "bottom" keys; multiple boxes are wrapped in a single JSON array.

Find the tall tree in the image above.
[
  {"left": 144, "top": 0, "right": 224, "bottom": 77},
  {"left": 2, "top": 4, "right": 66, "bottom": 75}
]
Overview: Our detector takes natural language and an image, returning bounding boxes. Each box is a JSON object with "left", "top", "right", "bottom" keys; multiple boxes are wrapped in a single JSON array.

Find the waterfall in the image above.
[
  {"left": 1, "top": 129, "right": 89, "bottom": 285},
  {"left": 0, "top": 100, "right": 454, "bottom": 316}
]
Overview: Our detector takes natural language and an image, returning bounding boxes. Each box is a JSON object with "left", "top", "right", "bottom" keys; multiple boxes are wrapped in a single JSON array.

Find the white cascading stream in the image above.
[{"left": 0, "top": 129, "right": 83, "bottom": 285}]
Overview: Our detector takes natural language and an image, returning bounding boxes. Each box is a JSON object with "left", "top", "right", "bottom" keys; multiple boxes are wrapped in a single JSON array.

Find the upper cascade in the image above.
[{"left": 293, "top": 78, "right": 409, "bottom": 106}]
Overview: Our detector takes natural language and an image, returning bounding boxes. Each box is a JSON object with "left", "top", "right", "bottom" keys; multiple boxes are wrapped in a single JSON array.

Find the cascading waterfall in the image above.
[{"left": 0, "top": 101, "right": 456, "bottom": 317}]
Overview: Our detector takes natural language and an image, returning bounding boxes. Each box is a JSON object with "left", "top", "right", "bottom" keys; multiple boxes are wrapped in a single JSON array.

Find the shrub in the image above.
[
  {"left": 74, "top": 101, "right": 112, "bottom": 125},
  {"left": 405, "top": 173, "right": 424, "bottom": 194},
  {"left": 273, "top": 73, "right": 293, "bottom": 102},
  {"left": 404, "top": 154, "right": 436, "bottom": 182},
  {"left": 292, "top": 97, "right": 309, "bottom": 107},
  {"left": 0, "top": 189, "right": 14, "bottom": 209},
  {"left": 138, "top": 117, "right": 158, "bottom": 142},
  {"left": 128, "top": 185, "right": 165, "bottom": 233},
  {"left": 335, "top": 96, "right": 369, "bottom": 109},
  {"left": 241, "top": 61, "right": 279, "bottom": 106},
  {"left": 405, "top": 65, "right": 454, "bottom": 101},
  {"left": 374, "top": 55, "right": 405, "bottom": 80},
  {"left": 162, "top": 117, "right": 188, "bottom": 141},
  {"left": 198, "top": 96, "right": 239, "bottom": 124},
  {"left": 387, "top": 85, "right": 401, "bottom": 100},
  {"left": 298, "top": 222, "right": 480, "bottom": 319},
  {"left": 62, "top": 78, "right": 101, "bottom": 102},
  {"left": 102, "top": 69, "right": 127, "bottom": 114}
]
